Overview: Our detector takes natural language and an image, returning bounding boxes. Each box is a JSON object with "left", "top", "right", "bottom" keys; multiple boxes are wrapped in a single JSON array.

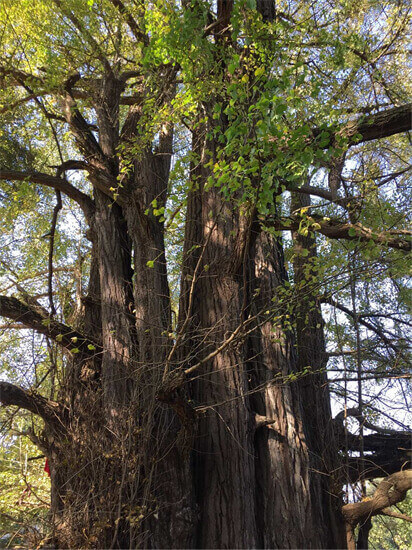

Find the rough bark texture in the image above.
[
  {"left": 291, "top": 192, "right": 346, "bottom": 547},
  {"left": 343, "top": 471, "right": 412, "bottom": 550},
  {"left": 1, "top": 3, "right": 411, "bottom": 549}
]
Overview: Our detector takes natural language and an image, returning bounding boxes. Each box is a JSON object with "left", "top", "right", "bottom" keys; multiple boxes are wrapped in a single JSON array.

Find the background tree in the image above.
[{"left": 0, "top": 1, "right": 411, "bottom": 548}]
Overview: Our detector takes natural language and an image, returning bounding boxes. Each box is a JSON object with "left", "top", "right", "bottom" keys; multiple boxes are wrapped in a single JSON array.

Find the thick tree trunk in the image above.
[
  {"left": 2, "top": 3, "right": 411, "bottom": 547},
  {"left": 12, "top": 136, "right": 348, "bottom": 550},
  {"left": 171, "top": 121, "right": 344, "bottom": 546},
  {"left": 8, "top": 8, "right": 349, "bottom": 543},
  {"left": 247, "top": 231, "right": 313, "bottom": 548},
  {"left": 41, "top": 180, "right": 346, "bottom": 549},
  {"left": 291, "top": 192, "right": 346, "bottom": 548}
]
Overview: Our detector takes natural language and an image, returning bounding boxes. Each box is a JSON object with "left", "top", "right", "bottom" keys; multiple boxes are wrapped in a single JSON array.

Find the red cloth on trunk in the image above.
[{"left": 44, "top": 458, "right": 50, "bottom": 477}]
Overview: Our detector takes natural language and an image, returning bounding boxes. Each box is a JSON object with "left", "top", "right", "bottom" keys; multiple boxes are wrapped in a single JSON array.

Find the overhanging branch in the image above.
[
  {"left": 0, "top": 381, "right": 66, "bottom": 427},
  {"left": 313, "top": 103, "right": 412, "bottom": 148},
  {"left": 348, "top": 104, "right": 412, "bottom": 144},
  {"left": 294, "top": 184, "right": 351, "bottom": 207},
  {"left": 264, "top": 215, "right": 411, "bottom": 251},
  {"left": 0, "top": 295, "right": 100, "bottom": 357},
  {"left": 0, "top": 169, "right": 95, "bottom": 221}
]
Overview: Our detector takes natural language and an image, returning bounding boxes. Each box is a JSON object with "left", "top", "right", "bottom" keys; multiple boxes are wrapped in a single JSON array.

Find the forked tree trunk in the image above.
[
  {"left": 1, "top": 2, "right": 411, "bottom": 548},
  {"left": 8, "top": 5, "right": 345, "bottom": 548},
  {"left": 43, "top": 104, "right": 345, "bottom": 550},
  {"left": 44, "top": 149, "right": 345, "bottom": 548}
]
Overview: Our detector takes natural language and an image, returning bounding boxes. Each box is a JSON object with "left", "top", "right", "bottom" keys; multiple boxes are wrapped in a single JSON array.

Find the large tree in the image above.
[{"left": 0, "top": 1, "right": 411, "bottom": 548}]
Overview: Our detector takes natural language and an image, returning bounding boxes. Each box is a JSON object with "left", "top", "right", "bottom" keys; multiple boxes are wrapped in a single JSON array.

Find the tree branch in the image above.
[
  {"left": 255, "top": 414, "right": 277, "bottom": 429},
  {"left": 380, "top": 507, "right": 412, "bottom": 522},
  {"left": 0, "top": 381, "right": 65, "bottom": 427},
  {"left": 52, "top": 0, "right": 112, "bottom": 75},
  {"left": 0, "top": 295, "right": 100, "bottom": 357},
  {"left": 333, "top": 410, "right": 411, "bottom": 482},
  {"left": 346, "top": 456, "right": 411, "bottom": 483},
  {"left": 265, "top": 215, "right": 411, "bottom": 251},
  {"left": 294, "top": 184, "right": 350, "bottom": 205},
  {"left": 0, "top": 67, "right": 44, "bottom": 87},
  {"left": 322, "top": 296, "right": 401, "bottom": 352},
  {"left": 60, "top": 88, "right": 107, "bottom": 168},
  {"left": 347, "top": 103, "right": 412, "bottom": 144},
  {"left": 108, "top": 0, "right": 149, "bottom": 45},
  {"left": 47, "top": 190, "right": 62, "bottom": 315},
  {"left": 343, "top": 470, "right": 412, "bottom": 540},
  {"left": 0, "top": 169, "right": 95, "bottom": 222},
  {"left": 313, "top": 103, "right": 412, "bottom": 149},
  {"left": 335, "top": 408, "right": 411, "bottom": 437}
]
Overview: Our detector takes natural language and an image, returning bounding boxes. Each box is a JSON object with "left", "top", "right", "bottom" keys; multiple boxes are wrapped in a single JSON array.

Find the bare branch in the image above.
[
  {"left": 0, "top": 295, "right": 100, "bottom": 357},
  {"left": 347, "top": 103, "right": 412, "bottom": 144},
  {"left": 380, "top": 507, "right": 412, "bottom": 522},
  {"left": 322, "top": 296, "right": 401, "bottom": 353},
  {"left": 265, "top": 215, "right": 411, "bottom": 251},
  {"left": 0, "top": 381, "right": 65, "bottom": 427},
  {"left": 295, "top": 185, "right": 350, "bottom": 205},
  {"left": 0, "top": 169, "right": 95, "bottom": 221},
  {"left": 343, "top": 470, "right": 412, "bottom": 529},
  {"left": 335, "top": 408, "right": 411, "bottom": 436}
]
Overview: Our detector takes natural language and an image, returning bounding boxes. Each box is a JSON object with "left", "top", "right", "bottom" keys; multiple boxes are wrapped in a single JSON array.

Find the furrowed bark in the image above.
[
  {"left": 2, "top": 3, "right": 411, "bottom": 548},
  {"left": 290, "top": 192, "right": 346, "bottom": 547},
  {"left": 123, "top": 149, "right": 172, "bottom": 369},
  {"left": 176, "top": 121, "right": 318, "bottom": 547},
  {"left": 122, "top": 136, "right": 196, "bottom": 547},
  {"left": 94, "top": 190, "right": 136, "bottom": 414},
  {"left": 179, "top": 145, "right": 258, "bottom": 550},
  {"left": 246, "top": 227, "right": 314, "bottom": 548}
]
